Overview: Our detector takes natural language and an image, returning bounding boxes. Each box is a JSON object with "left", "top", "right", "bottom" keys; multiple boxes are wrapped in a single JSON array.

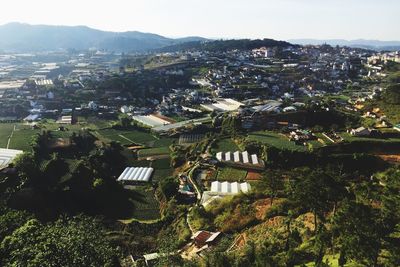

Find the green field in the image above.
[
  {"left": 9, "top": 127, "right": 41, "bottom": 151},
  {"left": 341, "top": 132, "right": 400, "bottom": 143},
  {"left": 151, "top": 157, "right": 172, "bottom": 169},
  {"left": 247, "top": 131, "right": 310, "bottom": 152},
  {"left": 304, "top": 254, "right": 364, "bottom": 267},
  {"left": 212, "top": 138, "right": 240, "bottom": 153},
  {"left": 0, "top": 123, "right": 16, "bottom": 148},
  {"left": 216, "top": 167, "right": 248, "bottom": 182},
  {"left": 96, "top": 129, "right": 158, "bottom": 145},
  {"left": 152, "top": 168, "right": 174, "bottom": 182},
  {"left": 138, "top": 146, "right": 170, "bottom": 157},
  {"left": 127, "top": 186, "right": 161, "bottom": 221},
  {"left": 126, "top": 158, "right": 173, "bottom": 182}
]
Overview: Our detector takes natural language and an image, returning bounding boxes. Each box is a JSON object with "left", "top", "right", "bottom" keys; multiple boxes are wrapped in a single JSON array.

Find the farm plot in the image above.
[
  {"left": 247, "top": 131, "right": 308, "bottom": 152},
  {"left": 138, "top": 146, "right": 171, "bottom": 158},
  {"left": 216, "top": 167, "right": 248, "bottom": 182},
  {"left": 0, "top": 123, "right": 16, "bottom": 148},
  {"left": 151, "top": 158, "right": 174, "bottom": 182},
  {"left": 179, "top": 134, "right": 204, "bottom": 145},
  {"left": 212, "top": 138, "right": 240, "bottom": 154},
  {"left": 97, "top": 129, "right": 158, "bottom": 146},
  {"left": 127, "top": 186, "right": 161, "bottom": 221},
  {"left": 8, "top": 127, "right": 41, "bottom": 151}
]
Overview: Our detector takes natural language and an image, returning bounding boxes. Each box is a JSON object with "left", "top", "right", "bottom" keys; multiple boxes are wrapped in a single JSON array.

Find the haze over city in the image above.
[{"left": 0, "top": 0, "right": 399, "bottom": 40}]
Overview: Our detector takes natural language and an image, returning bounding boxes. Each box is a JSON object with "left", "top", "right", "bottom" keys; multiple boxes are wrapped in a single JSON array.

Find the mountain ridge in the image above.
[
  {"left": 289, "top": 38, "right": 400, "bottom": 51},
  {"left": 0, "top": 22, "right": 208, "bottom": 52}
]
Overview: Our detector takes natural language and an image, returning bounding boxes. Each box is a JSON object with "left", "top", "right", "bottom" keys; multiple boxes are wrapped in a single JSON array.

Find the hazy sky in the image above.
[{"left": 0, "top": 0, "right": 399, "bottom": 40}]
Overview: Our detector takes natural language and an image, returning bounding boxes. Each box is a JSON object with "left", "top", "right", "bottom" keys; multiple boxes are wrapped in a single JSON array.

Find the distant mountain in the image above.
[
  {"left": 0, "top": 23, "right": 208, "bottom": 52},
  {"left": 289, "top": 39, "right": 400, "bottom": 51},
  {"left": 158, "top": 39, "right": 295, "bottom": 53}
]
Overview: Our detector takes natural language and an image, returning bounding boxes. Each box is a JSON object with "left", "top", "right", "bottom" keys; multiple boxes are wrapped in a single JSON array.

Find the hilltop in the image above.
[{"left": 0, "top": 22, "right": 208, "bottom": 52}]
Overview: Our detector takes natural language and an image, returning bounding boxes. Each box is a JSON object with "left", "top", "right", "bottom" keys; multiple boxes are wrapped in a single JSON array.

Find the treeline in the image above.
[{"left": 158, "top": 38, "right": 296, "bottom": 53}]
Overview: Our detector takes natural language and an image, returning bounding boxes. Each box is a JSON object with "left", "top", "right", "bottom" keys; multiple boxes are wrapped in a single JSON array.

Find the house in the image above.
[
  {"left": 24, "top": 114, "right": 41, "bottom": 122},
  {"left": 192, "top": 231, "right": 221, "bottom": 248},
  {"left": 349, "top": 127, "right": 372, "bottom": 137},
  {"left": 57, "top": 116, "right": 73, "bottom": 125},
  {"left": 88, "top": 101, "right": 98, "bottom": 110},
  {"left": 289, "top": 130, "right": 316, "bottom": 142},
  {"left": 120, "top": 105, "right": 130, "bottom": 114}
]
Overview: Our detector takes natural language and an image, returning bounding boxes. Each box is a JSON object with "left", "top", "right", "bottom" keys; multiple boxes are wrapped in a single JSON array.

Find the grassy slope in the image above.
[{"left": 247, "top": 131, "right": 310, "bottom": 152}]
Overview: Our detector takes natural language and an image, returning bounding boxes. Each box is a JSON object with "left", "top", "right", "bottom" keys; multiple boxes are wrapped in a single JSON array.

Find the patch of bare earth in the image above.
[{"left": 253, "top": 198, "right": 282, "bottom": 220}]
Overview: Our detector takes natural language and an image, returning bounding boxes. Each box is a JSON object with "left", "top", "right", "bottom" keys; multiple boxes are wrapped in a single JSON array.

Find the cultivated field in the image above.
[
  {"left": 216, "top": 167, "right": 248, "bottom": 182},
  {"left": 212, "top": 138, "right": 240, "bottom": 153},
  {"left": 247, "top": 131, "right": 313, "bottom": 152},
  {"left": 126, "top": 186, "right": 161, "bottom": 221}
]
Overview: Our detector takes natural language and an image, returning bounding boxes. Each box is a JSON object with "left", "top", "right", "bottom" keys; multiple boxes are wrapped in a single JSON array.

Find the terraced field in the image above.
[
  {"left": 216, "top": 167, "right": 248, "bottom": 182},
  {"left": 127, "top": 186, "right": 161, "bottom": 221},
  {"left": 247, "top": 131, "right": 309, "bottom": 152},
  {"left": 97, "top": 129, "right": 158, "bottom": 145}
]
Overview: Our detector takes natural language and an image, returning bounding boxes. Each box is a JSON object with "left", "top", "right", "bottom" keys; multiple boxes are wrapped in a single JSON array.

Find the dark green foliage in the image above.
[
  {"left": 70, "top": 130, "right": 96, "bottom": 154},
  {"left": 160, "top": 177, "right": 179, "bottom": 200},
  {"left": 0, "top": 215, "right": 119, "bottom": 267},
  {"left": 383, "top": 84, "right": 400, "bottom": 104},
  {"left": 333, "top": 200, "right": 382, "bottom": 266},
  {"left": 159, "top": 38, "right": 294, "bottom": 53}
]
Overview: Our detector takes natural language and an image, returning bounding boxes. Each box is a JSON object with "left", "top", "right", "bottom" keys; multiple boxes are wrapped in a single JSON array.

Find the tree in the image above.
[
  {"left": 31, "top": 131, "right": 52, "bottom": 158},
  {"left": 333, "top": 200, "right": 382, "bottom": 266},
  {"left": 259, "top": 170, "right": 284, "bottom": 205},
  {"left": 379, "top": 168, "right": 400, "bottom": 266},
  {"left": 291, "top": 169, "right": 344, "bottom": 231},
  {"left": 118, "top": 115, "right": 132, "bottom": 129},
  {"left": 0, "top": 215, "right": 119, "bottom": 267},
  {"left": 160, "top": 177, "right": 179, "bottom": 200},
  {"left": 13, "top": 152, "right": 40, "bottom": 186},
  {"left": 383, "top": 84, "right": 400, "bottom": 104}
]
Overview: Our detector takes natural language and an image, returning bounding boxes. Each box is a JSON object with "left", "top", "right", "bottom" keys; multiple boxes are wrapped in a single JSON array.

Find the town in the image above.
[{"left": 1, "top": 29, "right": 400, "bottom": 267}]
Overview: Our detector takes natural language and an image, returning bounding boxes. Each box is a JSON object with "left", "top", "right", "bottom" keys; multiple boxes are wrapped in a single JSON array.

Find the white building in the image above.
[
  {"left": 216, "top": 151, "right": 264, "bottom": 169},
  {"left": 350, "top": 127, "right": 372, "bottom": 137},
  {"left": 201, "top": 98, "right": 244, "bottom": 112},
  {"left": 88, "top": 101, "right": 98, "bottom": 110},
  {"left": 201, "top": 181, "right": 251, "bottom": 207},
  {"left": 210, "top": 181, "right": 251, "bottom": 194},
  {"left": 132, "top": 115, "right": 171, "bottom": 128},
  {"left": 120, "top": 106, "right": 130, "bottom": 114},
  {"left": 117, "top": 167, "right": 154, "bottom": 183},
  {"left": 0, "top": 149, "right": 23, "bottom": 170}
]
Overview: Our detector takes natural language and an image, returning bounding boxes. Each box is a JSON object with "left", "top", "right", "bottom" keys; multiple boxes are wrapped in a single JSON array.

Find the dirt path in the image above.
[
  {"left": 118, "top": 134, "right": 135, "bottom": 144},
  {"left": 6, "top": 125, "right": 16, "bottom": 149}
]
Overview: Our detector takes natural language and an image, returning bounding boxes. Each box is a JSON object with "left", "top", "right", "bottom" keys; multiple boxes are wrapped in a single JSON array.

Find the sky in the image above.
[{"left": 0, "top": 0, "right": 399, "bottom": 41}]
